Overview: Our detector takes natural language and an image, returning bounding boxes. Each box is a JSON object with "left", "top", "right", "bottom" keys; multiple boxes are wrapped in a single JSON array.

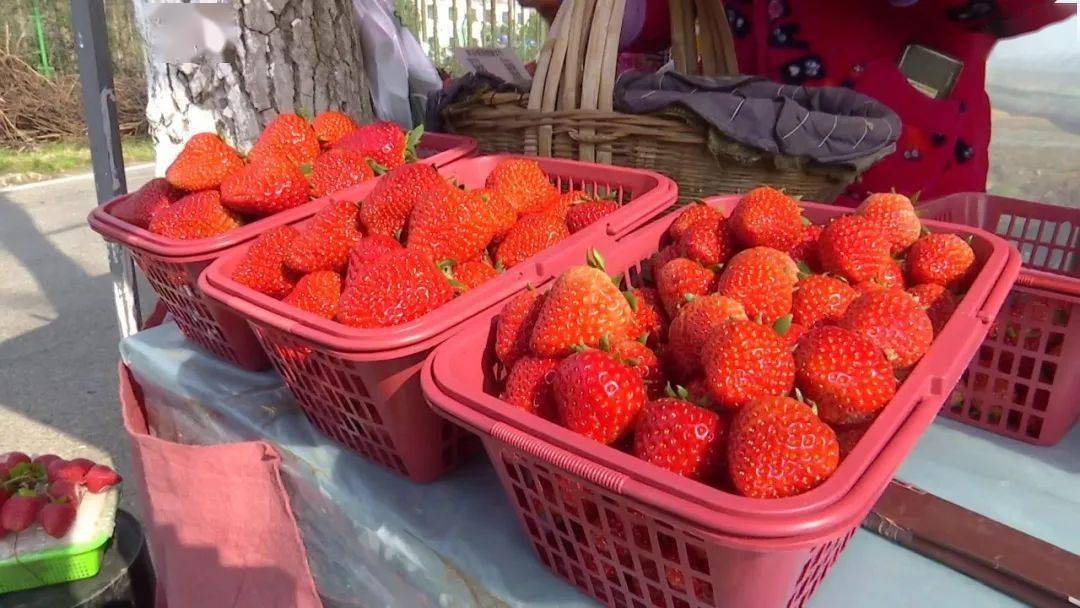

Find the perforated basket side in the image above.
[{"left": 0, "top": 536, "right": 108, "bottom": 594}]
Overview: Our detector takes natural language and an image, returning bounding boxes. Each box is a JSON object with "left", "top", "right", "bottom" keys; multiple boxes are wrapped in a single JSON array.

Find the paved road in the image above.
[{"left": 0, "top": 164, "right": 155, "bottom": 501}]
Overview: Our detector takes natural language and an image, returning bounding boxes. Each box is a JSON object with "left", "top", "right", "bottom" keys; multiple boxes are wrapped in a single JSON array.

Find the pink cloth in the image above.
[{"left": 118, "top": 364, "right": 321, "bottom": 608}]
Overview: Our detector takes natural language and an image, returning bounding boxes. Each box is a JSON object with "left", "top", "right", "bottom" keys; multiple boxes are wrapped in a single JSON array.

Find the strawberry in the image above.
[
  {"left": 633, "top": 398, "right": 728, "bottom": 481},
  {"left": 611, "top": 338, "right": 663, "bottom": 396},
  {"left": 565, "top": 199, "right": 619, "bottom": 233},
  {"left": 794, "top": 325, "right": 897, "bottom": 425},
  {"left": 501, "top": 356, "right": 560, "bottom": 420},
  {"left": 817, "top": 215, "right": 893, "bottom": 284},
  {"left": 627, "top": 287, "right": 667, "bottom": 345},
  {"left": 494, "top": 213, "right": 570, "bottom": 268},
  {"left": 283, "top": 271, "right": 342, "bottom": 319},
  {"left": 656, "top": 258, "right": 716, "bottom": 317},
  {"left": 729, "top": 186, "right": 805, "bottom": 251},
  {"left": 309, "top": 148, "right": 375, "bottom": 197},
  {"left": 857, "top": 192, "right": 921, "bottom": 254},
  {"left": 839, "top": 288, "right": 933, "bottom": 370},
  {"left": 854, "top": 258, "right": 905, "bottom": 294},
  {"left": 230, "top": 226, "right": 299, "bottom": 298},
  {"left": 701, "top": 319, "right": 796, "bottom": 410},
  {"left": 496, "top": 289, "right": 545, "bottom": 367},
  {"left": 408, "top": 187, "right": 507, "bottom": 264},
  {"left": 484, "top": 158, "right": 559, "bottom": 215},
  {"left": 46, "top": 479, "right": 80, "bottom": 507},
  {"left": 727, "top": 396, "right": 839, "bottom": 498},
  {"left": 360, "top": 163, "right": 446, "bottom": 237},
  {"left": 285, "top": 200, "right": 361, "bottom": 273},
  {"left": 32, "top": 454, "right": 62, "bottom": 470},
  {"left": 715, "top": 247, "right": 798, "bottom": 324},
  {"left": 220, "top": 153, "right": 311, "bottom": 216},
  {"left": 110, "top": 178, "right": 182, "bottom": 228},
  {"left": 789, "top": 223, "right": 823, "bottom": 271},
  {"left": 312, "top": 110, "right": 359, "bottom": 147},
  {"left": 553, "top": 350, "right": 646, "bottom": 444},
  {"left": 148, "top": 190, "right": 242, "bottom": 240},
  {"left": 676, "top": 216, "right": 736, "bottom": 267},
  {"left": 833, "top": 420, "right": 875, "bottom": 459},
  {"left": 48, "top": 459, "right": 91, "bottom": 484},
  {"left": 1, "top": 490, "right": 45, "bottom": 532},
  {"left": 907, "top": 283, "right": 957, "bottom": 334},
  {"left": 38, "top": 501, "right": 77, "bottom": 538},
  {"left": 248, "top": 113, "right": 320, "bottom": 167},
  {"left": 529, "top": 265, "right": 635, "bottom": 358},
  {"left": 668, "top": 202, "right": 722, "bottom": 241},
  {"left": 165, "top": 132, "right": 244, "bottom": 191},
  {"left": 336, "top": 249, "right": 453, "bottom": 327},
  {"left": 443, "top": 259, "right": 497, "bottom": 293},
  {"left": 2, "top": 452, "right": 31, "bottom": 469},
  {"left": 906, "top": 233, "right": 976, "bottom": 289},
  {"left": 84, "top": 464, "right": 122, "bottom": 493},
  {"left": 791, "top": 274, "right": 857, "bottom": 329},
  {"left": 667, "top": 294, "right": 748, "bottom": 379},
  {"left": 648, "top": 244, "right": 681, "bottom": 278},
  {"left": 345, "top": 235, "right": 403, "bottom": 286},
  {"left": 334, "top": 122, "right": 417, "bottom": 170}
]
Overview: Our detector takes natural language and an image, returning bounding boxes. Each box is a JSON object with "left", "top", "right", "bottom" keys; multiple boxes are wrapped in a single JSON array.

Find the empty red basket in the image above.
[
  {"left": 199, "top": 156, "right": 677, "bottom": 482},
  {"left": 917, "top": 193, "right": 1080, "bottom": 445},
  {"left": 87, "top": 133, "right": 477, "bottom": 371},
  {"left": 421, "top": 196, "right": 1020, "bottom": 608}
]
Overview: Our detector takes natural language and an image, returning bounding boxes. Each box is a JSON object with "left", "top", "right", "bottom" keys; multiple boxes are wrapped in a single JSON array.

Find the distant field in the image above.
[{"left": 989, "top": 112, "right": 1080, "bottom": 208}]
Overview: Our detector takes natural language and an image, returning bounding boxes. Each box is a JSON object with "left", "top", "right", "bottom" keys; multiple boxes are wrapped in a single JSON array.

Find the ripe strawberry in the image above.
[
  {"left": 83, "top": 464, "right": 122, "bottom": 493},
  {"left": 494, "top": 213, "right": 570, "bottom": 268},
  {"left": 794, "top": 325, "right": 897, "bottom": 425},
  {"left": 283, "top": 271, "right": 342, "bottom": 319},
  {"left": 907, "top": 283, "right": 957, "bottom": 334},
  {"left": 729, "top": 186, "right": 805, "bottom": 250},
  {"left": 230, "top": 226, "right": 299, "bottom": 298},
  {"left": 2, "top": 452, "right": 31, "bottom": 469},
  {"left": 633, "top": 399, "right": 728, "bottom": 482},
  {"left": 408, "top": 187, "right": 506, "bottom": 264},
  {"left": 148, "top": 190, "right": 242, "bottom": 240},
  {"left": 484, "top": 158, "right": 559, "bottom": 215},
  {"left": 854, "top": 258, "right": 905, "bottom": 294},
  {"left": 220, "top": 153, "right": 311, "bottom": 216},
  {"left": 553, "top": 350, "right": 646, "bottom": 444},
  {"left": 345, "top": 235, "right": 402, "bottom": 286},
  {"left": 46, "top": 479, "right": 80, "bottom": 507},
  {"left": 248, "top": 113, "right": 320, "bottom": 167},
  {"left": 111, "top": 178, "right": 182, "bottom": 228},
  {"left": 611, "top": 338, "right": 663, "bottom": 396},
  {"left": 715, "top": 247, "right": 799, "bottom": 324},
  {"left": 38, "top": 501, "right": 77, "bottom": 538},
  {"left": 48, "top": 459, "right": 91, "bottom": 484},
  {"left": 32, "top": 454, "right": 62, "bottom": 470},
  {"left": 858, "top": 192, "right": 921, "bottom": 254},
  {"left": 668, "top": 202, "right": 722, "bottom": 241},
  {"left": 443, "top": 259, "right": 498, "bottom": 293},
  {"left": 360, "top": 163, "right": 446, "bottom": 237},
  {"left": 906, "top": 233, "right": 976, "bottom": 288},
  {"left": 676, "top": 216, "right": 736, "bottom": 267},
  {"left": 840, "top": 288, "right": 933, "bottom": 370},
  {"left": 792, "top": 274, "right": 857, "bottom": 329},
  {"left": 656, "top": 258, "right": 717, "bottom": 317},
  {"left": 702, "top": 319, "right": 796, "bottom": 410},
  {"left": 627, "top": 287, "right": 667, "bottom": 345},
  {"left": 312, "top": 110, "right": 359, "bottom": 147},
  {"left": 667, "top": 294, "right": 748, "bottom": 378},
  {"left": 495, "top": 289, "right": 545, "bottom": 367},
  {"left": 285, "top": 200, "right": 361, "bottom": 273},
  {"left": 727, "top": 396, "right": 839, "bottom": 498},
  {"left": 565, "top": 199, "right": 619, "bottom": 233},
  {"left": 789, "top": 223, "right": 823, "bottom": 271},
  {"left": 502, "top": 356, "right": 560, "bottom": 420},
  {"left": 165, "top": 132, "right": 244, "bottom": 191},
  {"left": 334, "top": 122, "right": 416, "bottom": 170},
  {"left": 833, "top": 420, "right": 875, "bottom": 459},
  {"left": 1, "top": 490, "right": 45, "bottom": 532},
  {"left": 336, "top": 249, "right": 453, "bottom": 327},
  {"left": 648, "top": 244, "right": 681, "bottom": 279},
  {"left": 817, "top": 215, "right": 893, "bottom": 284},
  {"left": 309, "top": 148, "right": 375, "bottom": 197},
  {"left": 529, "top": 265, "right": 635, "bottom": 358}
]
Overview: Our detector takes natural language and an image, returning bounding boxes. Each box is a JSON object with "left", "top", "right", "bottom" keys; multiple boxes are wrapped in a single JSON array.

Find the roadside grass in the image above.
[{"left": 0, "top": 138, "right": 154, "bottom": 185}]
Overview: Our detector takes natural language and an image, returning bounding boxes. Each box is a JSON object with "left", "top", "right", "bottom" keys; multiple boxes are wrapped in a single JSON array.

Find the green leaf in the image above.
[
  {"left": 586, "top": 248, "right": 606, "bottom": 271},
  {"left": 404, "top": 124, "right": 425, "bottom": 162},
  {"left": 708, "top": 263, "right": 725, "bottom": 274},
  {"left": 683, "top": 293, "right": 697, "bottom": 303},
  {"left": 294, "top": 108, "right": 312, "bottom": 121},
  {"left": 16, "top": 487, "right": 38, "bottom": 498},
  {"left": 637, "top": 332, "right": 650, "bottom": 345},
  {"left": 665, "top": 382, "right": 677, "bottom": 398},
  {"left": 8, "top": 463, "right": 31, "bottom": 478},
  {"left": 29, "top": 463, "right": 46, "bottom": 480},
  {"left": 367, "top": 158, "right": 389, "bottom": 175},
  {"left": 793, "top": 387, "right": 805, "bottom": 403},
  {"left": 796, "top": 261, "right": 812, "bottom": 278},
  {"left": 773, "top": 314, "right": 793, "bottom": 336},
  {"left": 800, "top": 216, "right": 811, "bottom": 226},
  {"left": 599, "top": 334, "right": 611, "bottom": 352},
  {"left": 611, "top": 273, "right": 625, "bottom": 289},
  {"left": 675, "top": 385, "right": 690, "bottom": 400},
  {"left": 623, "top": 290, "right": 639, "bottom": 312},
  {"left": 570, "top": 344, "right": 588, "bottom": 353}
]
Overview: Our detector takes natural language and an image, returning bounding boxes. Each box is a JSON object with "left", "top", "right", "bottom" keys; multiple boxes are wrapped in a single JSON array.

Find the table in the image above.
[{"left": 120, "top": 323, "right": 1080, "bottom": 607}]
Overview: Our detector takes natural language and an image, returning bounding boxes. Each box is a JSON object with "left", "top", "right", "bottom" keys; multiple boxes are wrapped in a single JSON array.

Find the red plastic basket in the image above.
[
  {"left": 421, "top": 196, "right": 1020, "bottom": 607},
  {"left": 87, "top": 133, "right": 477, "bottom": 370},
  {"left": 917, "top": 193, "right": 1080, "bottom": 445},
  {"left": 198, "top": 155, "right": 677, "bottom": 482}
]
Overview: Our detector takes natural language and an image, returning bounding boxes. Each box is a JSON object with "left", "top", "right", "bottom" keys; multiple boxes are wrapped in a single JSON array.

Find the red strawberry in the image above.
[
  {"left": 649, "top": 244, "right": 681, "bottom": 278},
  {"left": 634, "top": 398, "right": 728, "bottom": 481},
  {"left": 48, "top": 459, "right": 91, "bottom": 484},
  {"left": 312, "top": 110, "right": 359, "bottom": 147},
  {"left": 907, "top": 283, "right": 957, "bottom": 334},
  {"left": 47, "top": 479, "right": 80, "bottom": 507},
  {"left": 565, "top": 200, "right": 619, "bottom": 233},
  {"left": 854, "top": 258, "right": 905, "bottom": 294},
  {"left": 627, "top": 287, "right": 667, "bottom": 345},
  {"left": 334, "top": 122, "right": 416, "bottom": 169},
  {"left": 220, "top": 154, "right": 311, "bottom": 216},
  {"left": 676, "top": 216, "right": 736, "bottom": 267},
  {"left": 408, "top": 187, "right": 507, "bottom": 264},
  {"left": 309, "top": 148, "right": 375, "bottom": 197},
  {"left": 110, "top": 178, "right": 182, "bottom": 228},
  {"left": 283, "top": 271, "right": 342, "bottom": 319},
  {"left": 2, "top": 452, "right": 31, "bottom": 469},
  {"left": 667, "top": 294, "right": 748, "bottom": 378},
  {"left": 668, "top": 202, "right": 721, "bottom": 241},
  {"left": 32, "top": 454, "right": 62, "bottom": 470},
  {"left": 553, "top": 350, "right": 646, "bottom": 444},
  {"left": 906, "top": 233, "right": 976, "bottom": 288},
  {"left": 496, "top": 289, "right": 545, "bottom": 367},
  {"left": 248, "top": 113, "right": 320, "bottom": 167},
  {"left": 502, "top": 356, "right": 560, "bottom": 420},
  {"left": 230, "top": 226, "right": 299, "bottom": 298},
  {"left": 443, "top": 259, "right": 498, "bottom": 293},
  {"left": 148, "top": 190, "right": 242, "bottom": 240},
  {"left": 165, "top": 132, "right": 244, "bottom": 191},
  {"left": 792, "top": 274, "right": 857, "bottom": 328},
  {"left": 729, "top": 186, "right": 805, "bottom": 250},
  {"left": 789, "top": 223, "right": 823, "bottom": 271},
  {"left": 857, "top": 192, "right": 921, "bottom": 254},
  {"left": 794, "top": 325, "right": 897, "bottom": 425},
  {"left": 38, "top": 501, "right": 77, "bottom": 538},
  {"left": 1, "top": 490, "right": 45, "bottom": 532},
  {"left": 702, "top": 319, "right": 796, "bottom": 410},
  {"left": 715, "top": 247, "right": 799, "bottom": 324},
  {"left": 360, "top": 163, "right": 446, "bottom": 237},
  {"left": 656, "top": 258, "right": 717, "bottom": 317},
  {"left": 484, "top": 158, "right": 559, "bottom": 215},
  {"left": 494, "top": 213, "right": 570, "bottom": 268},
  {"left": 727, "top": 396, "right": 839, "bottom": 498},
  {"left": 285, "top": 200, "right": 361, "bottom": 273},
  {"left": 529, "top": 265, "right": 635, "bottom": 357},
  {"left": 84, "top": 464, "right": 122, "bottom": 493},
  {"left": 611, "top": 338, "right": 663, "bottom": 396},
  {"left": 817, "top": 215, "right": 893, "bottom": 284},
  {"left": 345, "top": 235, "right": 403, "bottom": 286},
  {"left": 839, "top": 288, "right": 933, "bottom": 370},
  {"left": 336, "top": 249, "right": 453, "bottom": 327},
  {"left": 834, "top": 420, "right": 875, "bottom": 459}
]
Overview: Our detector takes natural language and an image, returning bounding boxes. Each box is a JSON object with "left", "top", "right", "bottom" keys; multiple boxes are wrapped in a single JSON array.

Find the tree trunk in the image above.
[{"left": 133, "top": 0, "right": 373, "bottom": 171}]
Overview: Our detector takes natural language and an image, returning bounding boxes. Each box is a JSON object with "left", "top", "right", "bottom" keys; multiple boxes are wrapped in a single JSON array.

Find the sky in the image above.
[{"left": 990, "top": 14, "right": 1078, "bottom": 66}]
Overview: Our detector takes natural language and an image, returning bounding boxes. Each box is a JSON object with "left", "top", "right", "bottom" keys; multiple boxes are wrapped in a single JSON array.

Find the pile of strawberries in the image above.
[
  {"left": 228, "top": 158, "right": 620, "bottom": 329},
  {"left": 109, "top": 111, "right": 426, "bottom": 239},
  {"left": 493, "top": 187, "right": 978, "bottom": 499},
  {"left": 0, "top": 452, "right": 121, "bottom": 539}
]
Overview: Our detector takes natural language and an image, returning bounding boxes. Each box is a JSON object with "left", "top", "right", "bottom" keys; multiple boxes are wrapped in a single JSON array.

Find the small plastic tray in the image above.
[{"left": 0, "top": 532, "right": 111, "bottom": 594}]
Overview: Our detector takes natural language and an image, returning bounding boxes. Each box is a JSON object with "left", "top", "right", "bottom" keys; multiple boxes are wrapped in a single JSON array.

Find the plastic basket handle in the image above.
[{"left": 490, "top": 422, "right": 630, "bottom": 494}]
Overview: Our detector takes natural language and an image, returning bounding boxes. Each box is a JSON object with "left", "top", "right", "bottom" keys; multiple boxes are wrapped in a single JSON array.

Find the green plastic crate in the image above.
[{"left": 0, "top": 532, "right": 111, "bottom": 594}]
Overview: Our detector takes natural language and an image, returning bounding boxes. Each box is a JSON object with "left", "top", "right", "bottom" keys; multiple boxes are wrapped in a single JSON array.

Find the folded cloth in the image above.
[{"left": 426, "top": 72, "right": 528, "bottom": 133}]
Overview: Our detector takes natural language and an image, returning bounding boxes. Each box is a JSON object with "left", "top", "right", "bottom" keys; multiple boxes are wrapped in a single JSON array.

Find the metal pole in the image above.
[
  {"left": 31, "top": 0, "right": 54, "bottom": 76},
  {"left": 71, "top": 0, "right": 142, "bottom": 338}
]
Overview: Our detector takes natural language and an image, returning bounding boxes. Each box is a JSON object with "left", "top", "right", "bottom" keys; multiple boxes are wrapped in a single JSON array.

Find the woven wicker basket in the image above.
[{"left": 440, "top": 0, "right": 876, "bottom": 202}]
